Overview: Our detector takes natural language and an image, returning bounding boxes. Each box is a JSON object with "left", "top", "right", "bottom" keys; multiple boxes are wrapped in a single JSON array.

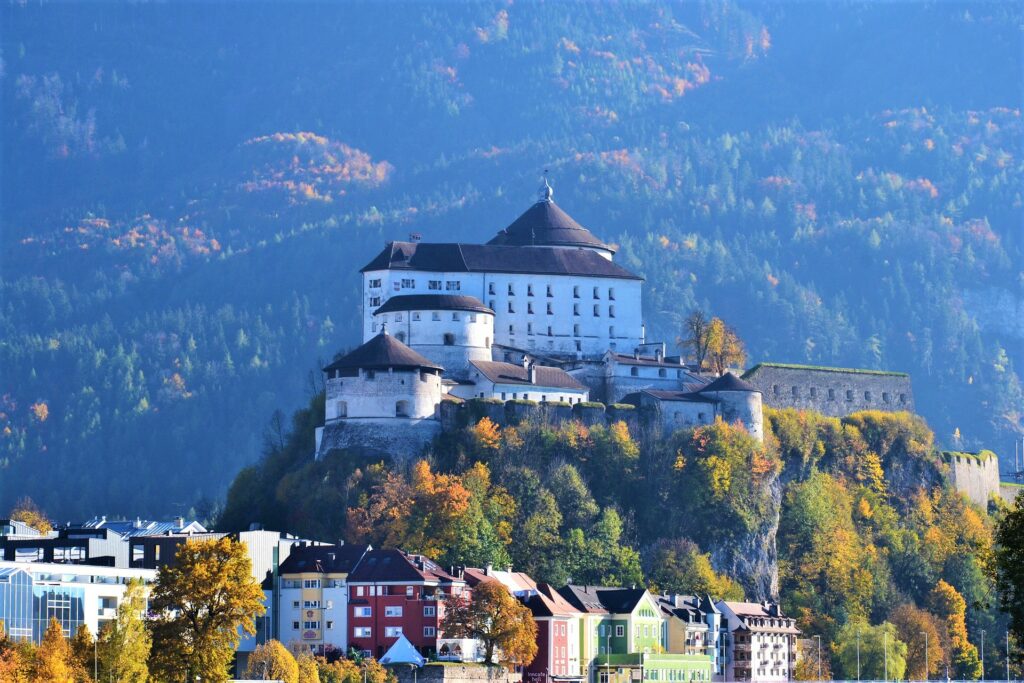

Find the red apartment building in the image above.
[{"left": 347, "top": 549, "right": 467, "bottom": 658}]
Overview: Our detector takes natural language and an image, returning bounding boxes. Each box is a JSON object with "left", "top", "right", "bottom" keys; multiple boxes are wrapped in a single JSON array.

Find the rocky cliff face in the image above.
[{"left": 710, "top": 469, "right": 783, "bottom": 601}]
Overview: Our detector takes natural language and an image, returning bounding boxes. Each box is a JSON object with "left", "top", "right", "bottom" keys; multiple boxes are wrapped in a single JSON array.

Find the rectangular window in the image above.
[
  {"left": 424, "top": 605, "right": 436, "bottom": 616},
  {"left": 446, "top": 281, "right": 461, "bottom": 291},
  {"left": 616, "top": 625, "right": 625, "bottom": 637},
  {"left": 369, "top": 297, "right": 381, "bottom": 307},
  {"left": 354, "top": 627, "right": 372, "bottom": 638},
  {"left": 303, "top": 600, "right": 321, "bottom": 608},
  {"left": 527, "top": 323, "right": 534, "bottom": 335},
  {"left": 385, "top": 626, "right": 403, "bottom": 637},
  {"left": 356, "top": 586, "right": 364, "bottom": 597},
  {"left": 593, "top": 305, "right": 600, "bottom": 316},
  {"left": 508, "top": 302, "right": 515, "bottom": 313},
  {"left": 547, "top": 285, "right": 554, "bottom": 297},
  {"left": 327, "top": 621, "right": 335, "bottom": 629},
  {"left": 412, "top": 312, "right": 421, "bottom": 321},
  {"left": 424, "top": 626, "right": 436, "bottom": 637},
  {"left": 369, "top": 278, "right": 382, "bottom": 288},
  {"left": 609, "top": 306, "right": 615, "bottom": 318},
  {"left": 527, "top": 284, "right": 534, "bottom": 296},
  {"left": 609, "top": 288, "right": 615, "bottom": 300},
  {"left": 293, "top": 621, "right": 300, "bottom": 630},
  {"left": 508, "top": 284, "right": 515, "bottom": 295},
  {"left": 547, "top": 326, "right": 553, "bottom": 336},
  {"left": 401, "top": 278, "right": 415, "bottom": 288},
  {"left": 593, "top": 286, "right": 600, "bottom": 299},
  {"left": 452, "top": 312, "right": 460, "bottom": 321},
  {"left": 354, "top": 606, "right": 372, "bottom": 618},
  {"left": 488, "top": 282, "right": 496, "bottom": 295},
  {"left": 527, "top": 302, "right": 534, "bottom": 314},
  {"left": 573, "top": 304, "right": 580, "bottom": 316},
  {"left": 573, "top": 324, "right": 580, "bottom": 336},
  {"left": 304, "top": 580, "right": 321, "bottom": 589},
  {"left": 304, "top": 621, "right": 321, "bottom": 630},
  {"left": 406, "top": 585, "right": 414, "bottom": 596},
  {"left": 385, "top": 606, "right": 403, "bottom": 617},
  {"left": 547, "top": 303, "right": 553, "bottom": 315},
  {"left": 428, "top": 280, "right": 442, "bottom": 290},
  {"left": 293, "top": 601, "right": 300, "bottom": 608}
]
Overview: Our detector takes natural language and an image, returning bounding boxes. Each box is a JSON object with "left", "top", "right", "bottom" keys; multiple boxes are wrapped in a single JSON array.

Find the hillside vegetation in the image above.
[
  {"left": 1, "top": 1, "right": 1021, "bottom": 516},
  {"left": 220, "top": 399, "right": 1012, "bottom": 680}
]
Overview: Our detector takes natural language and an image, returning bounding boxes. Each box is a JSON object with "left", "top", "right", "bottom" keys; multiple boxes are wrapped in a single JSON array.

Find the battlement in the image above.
[{"left": 943, "top": 450, "right": 1001, "bottom": 508}]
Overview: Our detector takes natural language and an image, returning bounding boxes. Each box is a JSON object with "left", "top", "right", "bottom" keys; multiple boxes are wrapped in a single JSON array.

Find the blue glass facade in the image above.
[
  {"left": 0, "top": 567, "right": 86, "bottom": 642},
  {"left": 0, "top": 567, "right": 33, "bottom": 641}
]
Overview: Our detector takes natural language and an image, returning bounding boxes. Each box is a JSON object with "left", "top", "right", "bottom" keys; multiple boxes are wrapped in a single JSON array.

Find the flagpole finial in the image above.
[{"left": 538, "top": 170, "right": 553, "bottom": 202}]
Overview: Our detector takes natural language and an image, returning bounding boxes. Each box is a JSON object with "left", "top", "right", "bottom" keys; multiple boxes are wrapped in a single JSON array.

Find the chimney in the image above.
[
  {"left": 633, "top": 348, "right": 640, "bottom": 360},
  {"left": 655, "top": 344, "right": 664, "bottom": 362},
  {"left": 134, "top": 517, "right": 142, "bottom": 529},
  {"left": 522, "top": 355, "right": 530, "bottom": 369},
  {"left": 485, "top": 563, "right": 493, "bottom": 576},
  {"left": 174, "top": 516, "right": 184, "bottom": 528},
  {"left": 528, "top": 362, "right": 537, "bottom": 385}
]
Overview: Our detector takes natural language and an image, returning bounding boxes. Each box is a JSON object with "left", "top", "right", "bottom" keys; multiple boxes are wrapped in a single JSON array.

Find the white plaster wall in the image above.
[
  {"left": 325, "top": 369, "right": 441, "bottom": 419},
  {"left": 704, "top": 390, "right": 764, "bottom": 442},
  {"left": 605, "top": 361, "right": 698, "bottom": 403},
  {"left": 363, "top": 269, "right": 643, "bottom": 358},
  {"left": 948, "top": 455, "right": 1001, "bottom": 508},
  {"left": 659, "top": 401, "right": 716, "bottom": 432},
  {"left": 373, "top": 309, "right": 494, "bottom": 376}
]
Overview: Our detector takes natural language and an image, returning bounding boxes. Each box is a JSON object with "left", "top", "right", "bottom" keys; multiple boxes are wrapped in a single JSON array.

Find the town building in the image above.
[
  {"left": 0, "top": 560, "right": 155, "bottom": 643},
  {"left": 346, "top": 548, "right": 468, "bottom": 659},
  {"left": 270, "top": 542, "right": 371, "bottom": 655},
  {"left": 558, "top": 585, "right": 713, "bottom": 683},
  {"left": 656, "top": 595, "right": 726, "bottom": 679},
  {"left": 453, "top": 359, "right": 590, "bottom": 404},
  {"left": 716, "top": 601, "right": 799, "bottom": 683}
]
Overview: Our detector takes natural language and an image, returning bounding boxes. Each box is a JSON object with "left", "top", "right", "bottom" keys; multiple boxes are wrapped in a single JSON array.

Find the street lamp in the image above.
[
  {"left": 1007, "top": 631, "right": 1011, "bottom": 683},
  {"left": 856, "top": 630, "right": 861, "bottom": 682},
  {"left": 925, "top": 630, "right": 933, "bottom": 683},
  {"left": 884, "top": 630, "right": 889, "bottom": 682},
  {"left": 814, "top": 635, "right": 822, "bottom": 682},
  {"left": 981, "top": 630, "right": 986, "bottom": 681}
]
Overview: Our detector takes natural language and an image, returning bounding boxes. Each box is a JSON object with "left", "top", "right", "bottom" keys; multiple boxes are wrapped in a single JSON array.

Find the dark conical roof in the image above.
[
  {"left": 323, "top": 331, "right": 443, "bottom": 372},
  {"left": 374, "top": 294, "right": 493, "bottom": 315},
  {"left": 488, "top": 199, "right": 613, "bottom": 252},
  {"left": 698, "top": 371, "right": 760, "bottom": 393}
]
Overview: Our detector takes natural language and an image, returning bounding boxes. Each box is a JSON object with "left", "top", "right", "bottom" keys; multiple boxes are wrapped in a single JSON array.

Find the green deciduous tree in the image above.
[
  {"left": 834, "top": 621, "right": 906, "bottom": 681},
  {"left": 98, "top": 577, "right": 150, "bottom": 683},
  {"left": 995, "top": 492, "right": 1024, "bottom": 666}
]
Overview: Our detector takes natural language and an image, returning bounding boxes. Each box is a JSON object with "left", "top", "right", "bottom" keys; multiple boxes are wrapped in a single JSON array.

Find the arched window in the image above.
[{"left": 395, "top": 400, "right": 410, "bottom": 417}]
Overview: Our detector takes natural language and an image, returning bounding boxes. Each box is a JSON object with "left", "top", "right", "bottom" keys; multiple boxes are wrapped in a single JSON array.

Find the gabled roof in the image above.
[
  {"left": 558, "top": 585, "right": 649, "bottom": 615},
  {"left": 608, "top": 352, "right": 695, "bottom": 369},
  {"left": 462, "top": 567, "right": 538, "bottom": 594},
  {"left": 79, "top": 517, "right": 207, "bottom": 538},
  {"left": 699, "top": 372, "right": 759, "bottom": 393},
  {"left": 470, "top": 360, "right": 586, "bottom": 390},
  {"left": 488, "top": 199, "right": 613, "bottom": 253},
  {"left": 374, "top": 295, "right": 494, "bottom": 316},
  {"left": 361, "top": 242, "right": 640, "bottom": 280},
  {"left": 524, "top": 583, "right": 583, "bottom": 618},
  {"left": 348, "top": 548, "right": 461, "bottom": 584},
  {"left": 278, "top": 543, "right": 371, "bottom": 576},
  {"left": 323, "top": 332, "right": 443, "bottom": 372}
]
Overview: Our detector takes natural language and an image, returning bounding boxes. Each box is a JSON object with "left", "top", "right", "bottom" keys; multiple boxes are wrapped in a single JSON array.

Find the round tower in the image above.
[
  {"left": 372, "top": 294, "right": 494, "bottom": 379},
  {"left": 321, "top": 329, "right": 443, "bottom": 422},
  {"left": 698, "top": 372, "right": 764, "bottom": 442}
]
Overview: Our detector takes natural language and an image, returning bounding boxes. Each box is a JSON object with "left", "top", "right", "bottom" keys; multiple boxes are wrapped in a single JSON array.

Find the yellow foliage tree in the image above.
[
  {"left": 9, "top": 496, "right": 52, "bottom": 534},
  {"left": 148, "top": 537, "right": 267, "bottom": 683},
  {"left": 472, "top": 417, "right": 501, "bottom": 450},
  {"left": 441, "top": 579, "right": 537, "bottom": 668},
  {"left": 246, "top": 640, "right": 298, "bottom": 683},
  {"left": 929, "top": 580, "right": 981, "bottom": 679},
  {"left": 34, "top": 617, "right": 74, "bottom": 683},
  {"left": 296, "top": 649, "right": 320, "bottom": 683}
]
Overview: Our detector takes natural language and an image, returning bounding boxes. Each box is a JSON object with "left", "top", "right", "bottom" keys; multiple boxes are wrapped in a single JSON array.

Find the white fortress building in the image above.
[{"left": 315, "top": 178, "right": 764, "bottom": 459}]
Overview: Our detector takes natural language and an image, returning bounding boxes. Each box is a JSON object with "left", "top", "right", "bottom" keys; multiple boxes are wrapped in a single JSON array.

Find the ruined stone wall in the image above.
[
  {"left": 742, "top": 364, "right": 914, "bottom": 417},
  {"left": 945, "top": 450, "right": 1001, "bottom": 507}
]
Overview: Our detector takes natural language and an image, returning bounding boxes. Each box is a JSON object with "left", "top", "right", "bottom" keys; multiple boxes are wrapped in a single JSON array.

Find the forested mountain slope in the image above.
[{"left": 1, "top": 1, "right": 1020, "bottom": 517}]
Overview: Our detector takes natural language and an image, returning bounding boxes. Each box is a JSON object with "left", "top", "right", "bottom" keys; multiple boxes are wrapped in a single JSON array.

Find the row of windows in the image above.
[
  {"left": 629, "top": 366, "right": 686, "bottom": 378},
  {"left": 597, "top": 624, "right": 626, "bottom": 638},
  {"left": 494, "top": 300, "right": 616, "bottom": 317},
  {"left": 493, "top": 392, "right": 584, "bottom": 403},
  {"left": 489, "top": 283, "right": 616, "bottom": 300},
  {"left": 507, "top": 323, "right": 618, "bottom": 338},
  {"left": 352, "top": 584, "right": 444, "bottom": 598},
  {"left": 293, "top": 619, "right": 334, "bottom": 630},
  {"left": 378, "top": 312, "right": 480, "bottom": 323},
  {"left": 645, "top": 669, "right": 708, "bottom": 681},
  {"left": 353, "top": 605, "right": 436, "bottom": 618},
  {"left": 352, "top": 626, "right": 436, "bottom": 638},
  {"left": 772, "top": 385, "right": 907, "bottom": 404}
]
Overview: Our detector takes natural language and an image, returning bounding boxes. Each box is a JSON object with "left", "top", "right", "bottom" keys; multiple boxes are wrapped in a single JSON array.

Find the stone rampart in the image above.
[
  {"left": 944, "top": 450, "right": 1001, "bottom": 507},
  {"left": 742, "top": 363, "right": 914, "bottom": 417},
  {"left": 1000, "top": 483, "right": 1023, "bottom": 502},
  {"left": 318, "top": 418, "right": 441, "bottom": 461}
]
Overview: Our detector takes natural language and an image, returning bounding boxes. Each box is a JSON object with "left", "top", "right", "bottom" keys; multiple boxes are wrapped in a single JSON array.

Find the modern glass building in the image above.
[{"left": 0, "top": 561, "right": 154, "bottom": 644}]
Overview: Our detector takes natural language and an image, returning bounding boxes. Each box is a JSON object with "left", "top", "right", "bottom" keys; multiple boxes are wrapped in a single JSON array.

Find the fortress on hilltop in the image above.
[{"left": 314, "top": 177, "right": 929, "bottom": 464}]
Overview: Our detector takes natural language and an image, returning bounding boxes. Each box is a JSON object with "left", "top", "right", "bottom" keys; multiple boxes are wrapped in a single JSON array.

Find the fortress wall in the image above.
[
  {"left": 742, "top": 364, "right": 914, "bottom": 417},
  {"left": 945, "top": 450, "right": 1001, "bottom": 507},
  {"left": 1000, "top": 483, "right": 1023, "bottom": 502}
]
